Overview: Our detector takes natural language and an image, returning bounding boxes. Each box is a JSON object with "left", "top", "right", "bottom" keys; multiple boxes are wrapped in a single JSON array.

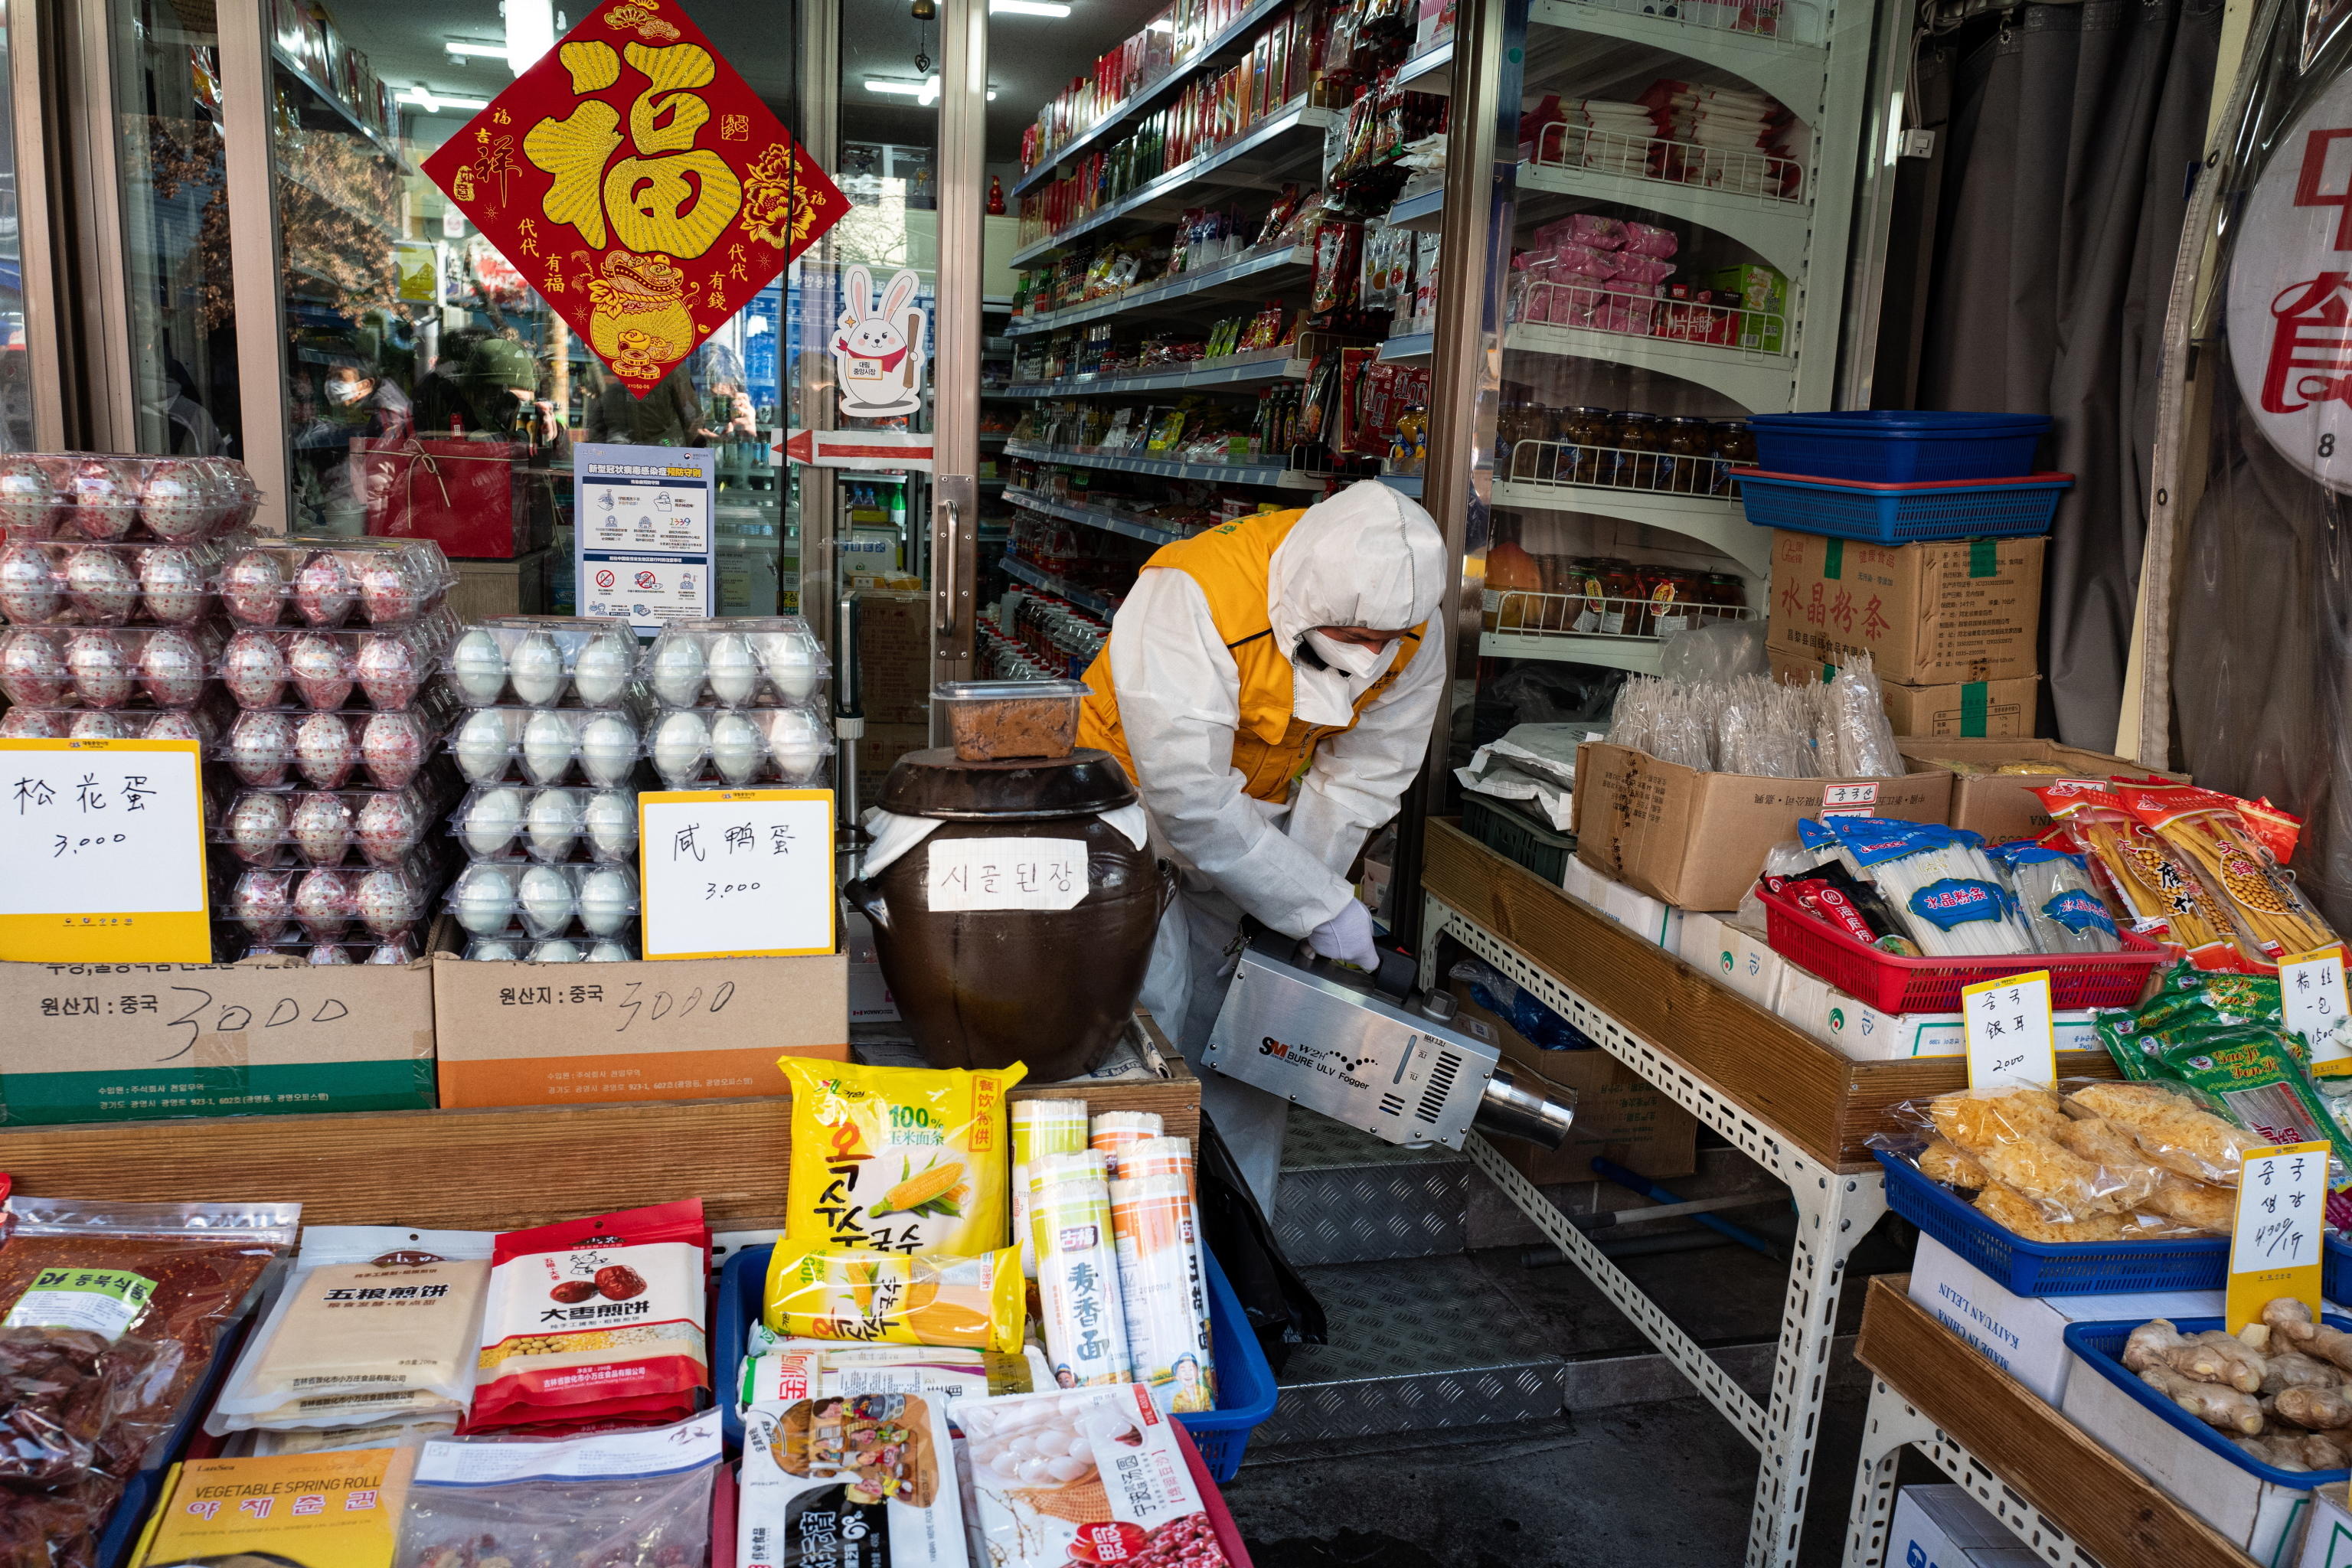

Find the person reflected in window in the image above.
[
  {"left": 413, "top": 325, "right": 491, "bottom": 436},
  {"left": 583, "top": 358, "right": 707, "bottom": 449}
]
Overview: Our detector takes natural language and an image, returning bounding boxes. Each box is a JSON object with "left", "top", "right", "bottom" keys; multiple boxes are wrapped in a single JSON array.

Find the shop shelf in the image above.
[
  {"left": 1748, "top": 410, "right": 2052, "bottom": 482},
  {"left": 1011, "top": 103, "right": 1338, "bottom": 266},
  {"left": 1527, "top": 0, "right": 1829, "bottom": 110},
  {"left": 1396, "top": 36, "right": 1455, "bottom": 93},
  {"left": 1517, "top": 151, "right": 1812, "bottom": 278},
  {"left": 714, "top": 1243, "right": 1278, "bottom": 1481},
  {"left": 1491, "top": 474, "right": 1770, "bottom": 574},
  {"left": 270, "top": 44, "right": 406, "bottom": 168},
  {"left": 1462, "top": 793, "right": 1576, "bottom": 882},
  {"left": 1875, "top": 1152, "right": 2227, "bottom": 1296},
  {"left": 1388, "top": 186, "right": 1448, "bottom": 233},
  {"left": 1010, "top": 0, "right": 1298, "bottom": 197},
  {"left": 1378, "top": 332, "right": 1436, "bottom": 364},
  {"left": 1005, "top": 484, "right": 1188, "bottom": 546},
  {"left": 1507, "top": 319, "right": 1798, "bottom": 412},
  {"left": 1005, "top": 245, "right": 1314, "bottom": 338},
  {"left": 1004, "top": 437, "right": 1321, "bottom": 490},
  {"left": 1733, "top": 468, "right": 2072, "bottom": 543},
  {"left": 1003, "top": 553, "right": 1122, "bottom": 618},
  {"left": 1478, "top": 626, "right": 1664, "bottom": 673},
  {"left": 1003, "top": 351, "right": 1307, "bottom": 398},
  {"left": 1379, "top": 473, "right": 1425, "bottom": 496}
]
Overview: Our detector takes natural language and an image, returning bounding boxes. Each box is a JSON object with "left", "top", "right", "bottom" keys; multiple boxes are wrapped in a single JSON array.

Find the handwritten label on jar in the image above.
[{"left": 926, "top": 838, "right": 1090, "bottom": 913}]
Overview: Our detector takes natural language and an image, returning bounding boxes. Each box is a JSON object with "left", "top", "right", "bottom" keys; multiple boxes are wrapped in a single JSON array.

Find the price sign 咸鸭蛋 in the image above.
[
  {"left": 0, "top": 739, "right": 208, "bottom": 962},
  {"left": 2226, "top": 1141, "right": 2332, "bottom": 1334},
  {"left": 1961, "top": 971, "right": 2056, "bottom": 1091},
  {"left": 638, "top": 789, "right": 834, "bottom": 959}
]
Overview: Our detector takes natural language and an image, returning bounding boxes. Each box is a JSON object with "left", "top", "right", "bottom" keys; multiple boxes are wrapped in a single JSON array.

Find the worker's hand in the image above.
[{"left": 1307, "top": 899, "right": 1380, "bottom": 972}]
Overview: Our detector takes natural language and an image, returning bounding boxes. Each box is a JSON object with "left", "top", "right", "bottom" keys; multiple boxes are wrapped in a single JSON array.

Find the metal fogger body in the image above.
[{"left": 1202, "top": 935, "right": 1578, "bottom": 1152}]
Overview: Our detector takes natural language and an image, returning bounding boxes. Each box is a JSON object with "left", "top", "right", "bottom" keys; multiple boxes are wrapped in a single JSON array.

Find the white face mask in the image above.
[
  {"left": 325, "top": 379, "right": 366, "bottom": 406},
  {"left": 1302, "top": 629, "right": 1396, "bottom": 681},
  {"left": 1292, "top": 629, "right": 1402, "bottom": 727}
]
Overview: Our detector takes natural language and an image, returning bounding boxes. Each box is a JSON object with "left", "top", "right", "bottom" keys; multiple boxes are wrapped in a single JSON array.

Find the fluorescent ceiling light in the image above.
[
  {"left": 991, "top": 1, "right": 1073, "bottom": 15},
  {"left": 864, "top": 74, "right": 994, "bottom": 103},
  {"left": 504, "top": 0, "right": 556, "bottom": 75},
  {"left": 444, "top": 39, "right": 508, "bottom": 60},
  {"left": 398, "top": 85, "right": 492, "bottom": 114}
]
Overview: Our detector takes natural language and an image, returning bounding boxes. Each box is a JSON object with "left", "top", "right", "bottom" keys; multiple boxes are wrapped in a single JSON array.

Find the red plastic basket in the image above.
[{"left": 1758, "top": 884, "right": 2167, "bottom": 1012}]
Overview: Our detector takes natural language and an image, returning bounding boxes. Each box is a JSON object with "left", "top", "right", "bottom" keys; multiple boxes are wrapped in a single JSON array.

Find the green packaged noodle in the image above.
[{"left": 2155, "top": 1027, "right": 2350, "bottom": 1191}]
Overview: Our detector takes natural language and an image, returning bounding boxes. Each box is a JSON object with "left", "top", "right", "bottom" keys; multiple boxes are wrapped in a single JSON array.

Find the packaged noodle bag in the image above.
[
  {"left": 782, "top": 1058, "right": 1027, "bottom": 1256},
  {"left": 763, "top": 1240, "right": 1025, "bottom": 1352}
]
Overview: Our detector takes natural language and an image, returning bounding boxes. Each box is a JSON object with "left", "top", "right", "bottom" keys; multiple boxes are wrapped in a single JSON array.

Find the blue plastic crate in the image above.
[
  {"left": 2327, "top": 1234, "right": 2352, "bottom": 1306},
  {"left": 1737, "top": 469, "right": 2072, "bottom": 544},
  {"left": 2065, "top": 1314, "right": 2352, "bottom": 1488},
  {"left": 1877, "top": 1151, "right": 2228, "bottom": 1296},
  {"left": 717, "top": 1241, "right": 1279, "bottom": 1482},
  {"left": 1749, "top": 410, "right": 2050, "bottom": 482}
]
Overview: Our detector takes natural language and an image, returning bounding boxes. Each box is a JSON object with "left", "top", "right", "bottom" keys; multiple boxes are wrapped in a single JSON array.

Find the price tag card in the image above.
[
  {"left": 0, "top": 740, "right": 207, "bottom": 962},
  {"left": 1962, "top": 971, "right": 2056, "bottom": 1089},
  {"left": 2283, "top": 947, "right": 2352, "bottom": 1077},
  {"left": 924, "top": 837, "right": 1090, "bottom": 913},
  {"left": 639, "top": 789, "right": 835, "bottom": 960},
  {"left": 2226, "top": 1141, "right": 2331, "bottom": 1334}
]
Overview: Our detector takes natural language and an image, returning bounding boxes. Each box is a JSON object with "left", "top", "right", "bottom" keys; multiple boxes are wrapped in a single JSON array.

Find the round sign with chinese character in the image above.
[{"left": 2230, "top": 72, "right": 2352, "bottom": 492}]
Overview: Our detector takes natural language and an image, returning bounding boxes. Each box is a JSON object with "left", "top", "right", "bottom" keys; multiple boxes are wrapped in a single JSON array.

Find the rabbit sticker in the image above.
[{"left": 833, "top": 266, "right": 929, "bottom": 418}]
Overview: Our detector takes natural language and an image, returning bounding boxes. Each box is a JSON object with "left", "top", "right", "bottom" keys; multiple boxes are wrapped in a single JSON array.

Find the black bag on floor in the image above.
[{"left": 1197, "top": 1113, "right": 1325, "bottom": 1374}]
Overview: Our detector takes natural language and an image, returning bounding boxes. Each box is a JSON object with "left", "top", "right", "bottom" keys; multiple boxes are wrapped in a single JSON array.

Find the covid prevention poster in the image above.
[{"left": 574, "top": 443, "right": 715, "bottom": 632}]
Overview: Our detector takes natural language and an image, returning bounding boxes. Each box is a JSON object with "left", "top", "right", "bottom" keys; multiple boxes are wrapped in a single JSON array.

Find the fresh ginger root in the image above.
[
  {"left": 2179, "top": 1329, "right": 2266, "bottom": 1393},
  {"left": 2234, "top": 1435, "right": 2314, "bottom": 1471},
  {"left": 2285, "top": 1430, "right": 2352, "bottom": 1469},
  {"left": 2123, "top": 1318, "right": 2190, "bottom": 1373},
  {"left": 2274, "top": 1383, "right": 2352, "bottom": 1431},
  {"left": 2139, "top": 1364, "right": 2264, "bottom": 1433},
  {"left": 2263, "top": 1298, "right": 2352, "bottom": 1372},
  {"left": 2260, "top": 1347, "right": 2345, "bottom": 1396}
]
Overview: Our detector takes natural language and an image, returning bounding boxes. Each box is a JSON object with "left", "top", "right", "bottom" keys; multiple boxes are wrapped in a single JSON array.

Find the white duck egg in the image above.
[
  {"left": 518, "top": 864, "right": 577, "bottom": 934},
  {"left": 579, "top": 713, "right": 639, "bottom": 786},
  {"left": 453, "top": 708, "right": 514, "bottom": 783},
  {"left": 767, "top": 707, "right": 829, "bottom": 782},
  {"left": 462, "top": 786, "right": 524, "bottom": 858},
  {"left": 652, "top": 709, "right": 708, "bottom": 785},
  {"left": 585, "top": 789, "right": 638, "bottom": 858},
  {"left": 449, "top": 628, "right": 508, "bottom": 702},
  {"left": 468, "top": 939, "right": 522, "bottom": 962},
  {"left": 531, "top": 939, "right": 583, "bottom": 963},
  {"left": 578, "top": 866, "right": 635, "bottom": 936},
  {"left": 705, "top": 633, "right": 758, "bottom": 704},
  {"left": 758, "top": 630, "right": 821, "bottom": 701},
  {"left": 584, "top": 939, "right": 632, "bottom": 962},
  {"left": 572, "top": 635, "right": 632, "bottom": 705},
  {"left": 521, "top": 708, "right": 577, "bottom": 785},
  {"left": 507, "top": 631, "right": 564, "bottom": 705},
  {"left": 452, "top": 864, "right": 516, "bottom": 935},
  {"left": 709, "top": 710, "right": 766, "bottom": 785},
  {"left": 528, "top": 786, "right": 582, "bottom": 861},
  {"left": 649, "top": 635, "right": 706, "bottom": 705}
]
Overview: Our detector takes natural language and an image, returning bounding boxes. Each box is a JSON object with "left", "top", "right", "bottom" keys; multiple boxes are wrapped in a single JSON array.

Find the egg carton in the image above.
[
  {"left": 446, "top": 860, "right": 641, "bottom": 942},
  {"left": 446, "top": 701, "right": 658, "bottom": 789},
  {"left": 0, "top": 702, "right": 222, "bottom": 745},
  {"left": 220, "top": 610, "right": 462, "bottom": 711},
  {"left": 0, "top": 455, "right": 260, "bottom": 544},
  {"left": 446, "top": 616, "right": 642, "bottom": 708},
  {"left": 0, "top": 622, "right": 220, "bottom": 710},
  {"left": 224, "top": 930, "right": 424, "bottom": 966},
  {"left": 449, "top": 781, "right": 640, "bottom": 864},
  {"left": 0, "top": 537, "right": 234, "bottom": 627},
  {"left": 218, "top": 535, "right": 458, "bottom": 629},
  {"left": 640, "top": 616, "right": 831, "bottom": 709},
  {"left": 645, "top": 704, "right": 835, "bottom": 788},
  {"left": 462, "top": 928, "right": 639, "bottom": 963},
  {"left": 221, "top": 704, "right": 455, "bottom": 792},
  {"left": 223, "top": 849, "right": 444, "bottom": 944},
  {"left": 217, "top": 779, "right": 454, "bottom": 869}
]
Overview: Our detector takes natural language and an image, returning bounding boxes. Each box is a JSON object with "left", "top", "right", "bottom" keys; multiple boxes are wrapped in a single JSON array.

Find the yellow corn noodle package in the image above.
[
  {"left": 763, "top": 1240, "right": 1025, "bottom": 1353},
  {"left": 779, "top": 1057, "right": 1027, "bottom": 1256}
]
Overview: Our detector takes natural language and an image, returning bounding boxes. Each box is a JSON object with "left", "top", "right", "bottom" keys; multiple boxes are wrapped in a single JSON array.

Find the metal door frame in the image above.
[{"left": 929, "top": 0, "right": 987, "bottom": 708}]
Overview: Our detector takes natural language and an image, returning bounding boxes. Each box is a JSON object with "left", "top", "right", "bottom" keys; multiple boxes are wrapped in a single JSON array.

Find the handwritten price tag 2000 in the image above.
[{"left": 1961, "top": 972, "right": 2056, "bottom": 1090}]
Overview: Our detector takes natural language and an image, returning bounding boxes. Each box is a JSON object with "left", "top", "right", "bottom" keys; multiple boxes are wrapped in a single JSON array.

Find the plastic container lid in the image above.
[{"left": 931, "top": 678, "right": 1090, "bottom": 703}]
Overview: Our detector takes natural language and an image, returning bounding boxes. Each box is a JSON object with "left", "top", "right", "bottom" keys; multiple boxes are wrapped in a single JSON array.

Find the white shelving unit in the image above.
[
  {"left": 1004, "top": 351, "right": 1306, "bottom": 399},
  {"left": 1004, "top": 246, "right": 1313, "bottom": 338},
  {"left": 1004, "top": 438, "right": 1321, "bottom": 490}
]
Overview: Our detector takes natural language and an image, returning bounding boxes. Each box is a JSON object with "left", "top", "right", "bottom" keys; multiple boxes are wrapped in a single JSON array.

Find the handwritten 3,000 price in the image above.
[
  {"left": 53, "top": 833, "right": 130, "bottom": 858},
  {"left": 704, "top": 881, "right": 763, "bottom": 900}
]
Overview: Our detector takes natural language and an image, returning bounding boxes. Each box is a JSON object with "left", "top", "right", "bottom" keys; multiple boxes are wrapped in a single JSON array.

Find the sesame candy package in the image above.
[
  {"left": 780, "top": 1059, "right": 1027, "bottom": 1257},
  {"left": 469, "top": 1199, "right": 710, "bottom": 1432}
]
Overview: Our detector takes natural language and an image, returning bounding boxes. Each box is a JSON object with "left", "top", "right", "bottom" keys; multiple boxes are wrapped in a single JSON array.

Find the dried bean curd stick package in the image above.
[
  {"left": 1090, "top": 1109, "right": 1163, "bottom": 1177},
  {"left": 209, "top": 1225, "right": 492, "bottom": 1434},
  {"left": 1031, "top": 1151, "right": 1135, "bottom": 1387},
  {"left": 1013, "top": 1099, "right": 1089, "bottom": 1279},
  {"left": 2120, "top": 785, "right": 2343, "bottom": 963},
  {"left": 2037, "top": 782, "right": 2242, "bottom": 965},
  {"left": 762, "top": 1241, "right": 1024, "bottom": 1353},
  {"left": 782, "top": 1057, "right": 1027, "bottom": 1257}
]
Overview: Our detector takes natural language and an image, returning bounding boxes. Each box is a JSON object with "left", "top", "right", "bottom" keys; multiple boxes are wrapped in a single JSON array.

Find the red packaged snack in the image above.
[{"left": 470, "top": 1199, "right": 710, "bottom": 1432}]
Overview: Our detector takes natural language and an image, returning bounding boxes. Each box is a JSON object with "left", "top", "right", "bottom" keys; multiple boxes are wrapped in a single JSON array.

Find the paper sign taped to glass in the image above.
[{"left": 421, "top": 0, "right": 850, "bottom": 397}]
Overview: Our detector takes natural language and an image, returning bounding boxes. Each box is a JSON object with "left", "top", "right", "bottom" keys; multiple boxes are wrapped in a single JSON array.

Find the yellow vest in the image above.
[{"left": 1078, "top": 508, "right": 1426, "bottom": 803}]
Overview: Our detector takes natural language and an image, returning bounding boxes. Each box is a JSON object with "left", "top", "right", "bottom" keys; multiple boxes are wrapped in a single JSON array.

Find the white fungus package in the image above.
[
  {"left": 206, "top": 1225, "right": 493, "bottom": 1434},
  {"left": 947, "top": 1385, "right": 1231, "bottom": 1568},
  {"left": 738, "top": 1384, "right": 972, "bottom": 1568}
]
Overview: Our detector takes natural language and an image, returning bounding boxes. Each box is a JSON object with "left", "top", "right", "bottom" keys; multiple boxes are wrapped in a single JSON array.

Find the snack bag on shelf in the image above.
[
  {"left": 2038, "top": 781, "right": 2249, "bottom": 970},
  {"left": 762, "top": 1241, "right": 1024, "bottom": 1353},
  {"left": 780, "top": 1058, "right": 1027, "bottom": 1256},
  {"left": 740, "top": 1386, "right": 969, "bottom": 1568},
  {"left": 2118, "top": 784, "right": 2344, "bottom": 965}
]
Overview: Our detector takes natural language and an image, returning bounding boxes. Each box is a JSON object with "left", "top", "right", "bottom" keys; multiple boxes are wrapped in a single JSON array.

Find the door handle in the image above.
[{"left": 934, "top": 497, "right": 959, "bottom": 636}]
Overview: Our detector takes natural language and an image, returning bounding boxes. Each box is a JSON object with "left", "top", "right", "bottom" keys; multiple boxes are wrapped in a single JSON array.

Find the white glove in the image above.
[{"left": 1306, "top": 899, "right": 1380, "bottom": 972}]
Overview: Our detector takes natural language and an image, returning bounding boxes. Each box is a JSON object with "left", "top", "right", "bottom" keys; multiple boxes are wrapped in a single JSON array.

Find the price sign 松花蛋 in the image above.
[
  {"left": 638, "top": 789, "right": 834, "bottom": 959},
  {"left": 1962, "top": 971, "right": 2056, "bottom": 1091},
  {"left": 2227, "top": 1141, "right": 2332, "bottom": 1334},
  {"left": 0, "top": 740, "right": 208, "bottom": 962},
  {"left": 2283, "top": 947, "right": 2352, "bottom": 1077}
]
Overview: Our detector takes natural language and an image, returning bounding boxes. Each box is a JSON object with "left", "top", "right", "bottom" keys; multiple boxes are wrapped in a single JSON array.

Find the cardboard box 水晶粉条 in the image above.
[
  {"left": 1446, "top": 985, "right": 1697, "bottom": 1180},
  {"left": 430, "top": 950, "right": 848, "bottom": 1108},
  {"left": 1768, "top": 645, "right": 2040, "bottom": 739},
  {"left": 1764, "top": 531, "right": 2043, "bottom": 684},
  {"left": 1569, "top": 740, "right": 1953, "bottom": 912},
  {"left": 1896, "top": 737, "right": 2187, "bottom": 840},
  {"left": 2297, "top": 1482, "right": 2352, "bottom": 1568},
  {"left": 0, "top": 956, "right": 435, "bottom": 1124}
]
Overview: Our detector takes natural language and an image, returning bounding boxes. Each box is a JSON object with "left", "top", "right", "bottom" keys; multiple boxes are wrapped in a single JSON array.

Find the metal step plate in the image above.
[{"left": 1273, "top": 1109, "right": 1471, "bottom": 1266}]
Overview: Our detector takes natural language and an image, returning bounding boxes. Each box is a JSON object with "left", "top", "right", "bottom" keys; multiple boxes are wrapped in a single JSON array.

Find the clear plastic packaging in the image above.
[
  {"left": 1821, "top": 649, "right": 1903, "bottom": 777},
  {"left": 646, "top": 702, "right": 833, "bottom": 786},
  {"left": 0, "top": 701, "right": 220, "bottom": 744},
  {"left": 444, "top": 858, "right": 641, "bottom": 940},
  {"left": 0, "top": 537, "right": 230, "bottom": 627},
  {"left": 220, "top": 610, "right": 462, "bottom": 711},
  {"left": 219, "top": 782, "right": 450, "bottom": 867},
  {"left": 637, "top": 615, "right": 831, "bottom": 708},
  {"left": 460, "top": 929, "right": 639, "bottom": 962},
  {"left": 221, "top": 706, "right": 451, "bottom": 791},
  {"left": 449, "top": 781, "right": 641, "bottom": 864},
  {"left": 217, "top": 535, "right": 456, "bottom": 629},
  {"left": 234, "top": 929, "right": 423, "bottom": 966},
  {"left": 445, "top": 616, "right": 642, "bottom": 707},
  {"left": 0, "top": 453, "right": 258, "bottom": 544},
  {"left": 1996, "top": 843, "right": 2123, "bottom": 953},
  {"left": 227, "top": 852, "right": 439, "bottom": 942},
  {"left": 0, "top": 622, "right": 220, "bottom": 709},
  {"left": 446, "top": 701, "right": 652, "bottom": 788},
  {"left": 935, "top": 677, "right": 1087, "bottom": 762},
  {"left": 394, "top": 1414, "right": 719, "bottom": 1568}
]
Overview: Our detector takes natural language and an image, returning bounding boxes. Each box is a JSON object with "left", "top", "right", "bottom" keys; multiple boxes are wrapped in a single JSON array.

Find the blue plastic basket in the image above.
[
  {"left": 2065, "top": 1314, "right": 2352, "bottom": 1488},
  {"left": 716, "top": 1242, "right": 1279, "bottom": 1482},
  {"left": 1748, "top": 410, "right": 2051, "bottom": 482},
  {"left": 2326, "top": 1234, "right": 2352, "bottom": 1306},
  {"left": 1877, "top": 1151, "right": 2228, "bottom": 1296},
  {"left": 1736, "top": 469, "right": 2073, "bottom": 544}
]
